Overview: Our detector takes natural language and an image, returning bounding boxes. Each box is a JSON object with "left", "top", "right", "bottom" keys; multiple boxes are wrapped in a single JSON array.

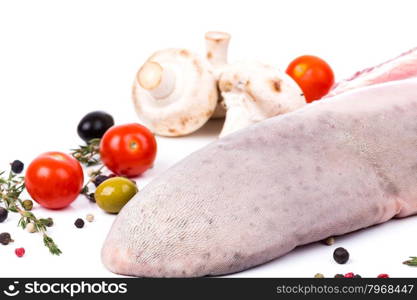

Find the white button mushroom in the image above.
[
  {"left": 218, "top": 61, "right": 306, "bottom": 137},
  {"left": 132, "top": 49, "right": 218, "bottom": 137}
]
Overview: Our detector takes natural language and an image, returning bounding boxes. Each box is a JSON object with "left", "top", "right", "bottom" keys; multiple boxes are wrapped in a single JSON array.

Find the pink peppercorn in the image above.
[
  {"left": 344, "top": 272, "right": 355, "bottom": 278},
  {"left": 15, "top": 248, "right": 25, "bottom": 257},
  {"left": 377, "top": 274, "right": 389, "bottom": 278}
]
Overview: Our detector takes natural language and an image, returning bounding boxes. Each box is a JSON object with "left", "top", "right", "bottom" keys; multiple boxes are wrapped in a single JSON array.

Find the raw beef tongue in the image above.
[
  {"left": 327, "top": 47, "right": 417, "bottom": 97},
  {"left": 102, "top": 79, "right": 417, "bottom": 277}
]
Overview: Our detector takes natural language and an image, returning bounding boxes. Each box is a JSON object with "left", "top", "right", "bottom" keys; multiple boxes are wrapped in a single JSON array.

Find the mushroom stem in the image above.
[
  {"left": 205, "top": 31, "right": 231, "bottom": 119},
  {"left": 219, "top": 94, "right": 258, "bottom": 138},
  {"left": 137, "top": 61, "right": 176, "bottom": 99},
  {"left": 205, "top": 31, "right": 231, "bottom": 67}
]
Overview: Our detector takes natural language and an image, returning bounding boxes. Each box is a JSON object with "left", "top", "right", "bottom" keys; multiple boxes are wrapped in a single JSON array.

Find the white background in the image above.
[{"left": 0, "top": 0, "right": 417, "bottom": 278}]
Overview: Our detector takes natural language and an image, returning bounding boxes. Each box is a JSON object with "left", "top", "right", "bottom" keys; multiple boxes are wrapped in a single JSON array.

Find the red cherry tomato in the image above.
[
  {"left": 100, "top": 123, "right": 157, "bottom": 178},
  {"left": 286, "top": 55, "right": 335, "bottom": 103},
  {"left": 25, "top": 152, "right": 84, "bottom": 209}
]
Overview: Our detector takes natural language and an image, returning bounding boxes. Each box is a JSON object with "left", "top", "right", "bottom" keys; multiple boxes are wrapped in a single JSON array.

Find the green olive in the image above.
[{"left": 95, "top": 177, "right": 138, "bottom": 213}]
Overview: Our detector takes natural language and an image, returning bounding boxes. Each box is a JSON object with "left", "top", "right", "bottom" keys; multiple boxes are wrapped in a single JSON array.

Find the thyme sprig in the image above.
[
  {"left": 0, "top": 170, "right": 61, "bottom": 255},
  {"left": 71, "top": 138, "right": 108, "bottom": 201},
  {"left": 71, "top": 138, "right": 101, "bottom": 167},
  {"left": 80, "top": 165, "right": 105, "bottom": 199}
]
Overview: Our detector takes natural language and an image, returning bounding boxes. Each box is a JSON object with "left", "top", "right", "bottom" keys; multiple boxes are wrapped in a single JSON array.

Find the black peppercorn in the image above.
[
  {"left": 93, "top": 175, "right": 109, "bottom": 187},
  {"left": 0, "top": 232, "right": 13, "bottom": 245},
  {"left": 42, "top": 217, "right": 54, "bottom": 227},
  {"left": 333, "top": 247, "right": 349, "bottom": 264},
  {"left": 74, "top": 218, "right": 85, "bottom": 228},
  {"left": 46, "top": 217, "right": 54, "bottom": 227},
  {"left": 334, "top": 274, "right": 344, "bottom": 278},
  {"left": 354, "top": 274, "right": 362, "bottom": 278},
  {"left": 11, "top": 160, "right": 24, "bottom": 174},
  {"left": 0, "top": 207, "right": 8, "bottom": 223}
]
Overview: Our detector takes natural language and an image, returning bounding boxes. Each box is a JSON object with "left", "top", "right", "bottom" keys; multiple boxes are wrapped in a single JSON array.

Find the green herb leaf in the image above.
[
  {"left": 0, "top": 168, "right": 61, "bottom": 255},
  {"left": 71, "top": 138, "right": 101, "bottom": 167}
]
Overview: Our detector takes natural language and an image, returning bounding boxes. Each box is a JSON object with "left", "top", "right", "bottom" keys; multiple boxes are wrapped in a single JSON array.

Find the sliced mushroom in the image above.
[
  {"left": 218, "top": 61, "right": 306, "bottom": 137},
  {"left": 132, "top": 49, "right": 218, "bottom": 137},
  {"left": 205, "top": 31, "right": 231, "bottom": 119}
]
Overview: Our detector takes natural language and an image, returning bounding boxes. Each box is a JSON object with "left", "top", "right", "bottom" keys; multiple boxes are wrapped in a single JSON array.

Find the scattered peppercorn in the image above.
[
  {"left": 15, "top": 247, "right": 25, "bottom": 257},
  {"left": 377, "top": 274, "right": 389, "bottom": 278},
  {"left": 354, "top": 274, "right": 362, "bottom": 278},
  {"left": 86, "top": 214, "right": 94, "bottom": 222},
  {"left": 314, "top": 273, "right": 324, "bottom": 278},
  {"left": 22, "top": 199, "right": 33, "bottom": 211},
  {"left": 322, "top": 237, "right": 335, "bottom": 246},
  {"left": 333, "top": 247, "right": 349, "bottom": 264},
  {"left": 93, "top": 175, "right": 109, "bottom": 187},
  {"left": 11, "top": 160, "right": 24, "bottom": 174},
  {"left": 334, "top": 274, "right": 344, "bottom": 278},
  {"left": 344, "top": 272, "right": 354, "bottom": 278},
  {"left": 0, "top": 232, "right": 13, "bottom": 245},
  {"left": 26, "top": 223, "right": 36, "bottom": 233},
  {"left": 87, "top": 193, "right": 96, "bottom": 203},
  {"left": 0, "top": 207, "right": 8, "bottom": 223},
  {"left": 74, "top": 218, "right": 85, "bottom": 228}
]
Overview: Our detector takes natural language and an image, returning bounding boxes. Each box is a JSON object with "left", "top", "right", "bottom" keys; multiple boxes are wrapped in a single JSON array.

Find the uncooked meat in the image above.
[
  {"left": 102, "top": 79, "right": 417, "bottom": 277},
  {"left": 327, "top": 47, "right": 417, "bottom": 97}
]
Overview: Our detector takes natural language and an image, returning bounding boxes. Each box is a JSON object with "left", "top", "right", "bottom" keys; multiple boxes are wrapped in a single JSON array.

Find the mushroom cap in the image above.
[
  {"left": 132, "top": 49, "right": 218, "bottom": 137},
  {"left": 218, "top": 61, "right": 306, "bottom": 121}
]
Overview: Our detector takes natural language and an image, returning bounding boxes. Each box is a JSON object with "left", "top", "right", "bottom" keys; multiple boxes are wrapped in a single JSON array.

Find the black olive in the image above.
[
  {"left": 0, "top": 207, "right": 8, "bottom": 223},
  {"left": 333, "top": 247, "right": 349, "bottom": 264},
  {"left": 11, "top": 160, "right": 24, "bottom": 174},
  {"left": 77, "top": 111, "right": 114, "bottom": 143}
]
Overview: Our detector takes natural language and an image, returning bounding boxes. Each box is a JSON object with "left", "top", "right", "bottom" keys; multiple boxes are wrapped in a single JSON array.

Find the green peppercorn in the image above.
[
  {"left": 0, "top": 232, "right": 13, "bottom": 245},
  {"left": 334, "top": 274, "right": 344, "bottom": 278},
  {"left": 26, "top": 223, "right": 36, "bottom": 233},
  {"left": 22, "top": 200, "right": 33, "bottom": 211},
  {"left": 86, "top": 214, "right": 94, "bottom": 222},
  {"left": 322, "top": 237, "right": 335, "bottom": 246}
]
